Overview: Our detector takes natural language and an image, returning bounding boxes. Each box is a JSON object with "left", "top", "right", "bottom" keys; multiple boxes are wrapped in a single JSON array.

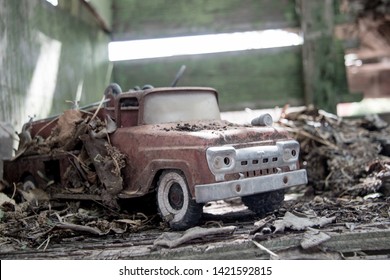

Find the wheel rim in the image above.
[{"left": 168, "top": 183, "right": 184, "bottom": 210}]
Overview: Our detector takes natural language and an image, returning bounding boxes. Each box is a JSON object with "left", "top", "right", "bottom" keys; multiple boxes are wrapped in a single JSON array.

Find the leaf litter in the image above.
[
  {"left": 0, "top": 108, "right": 157, "bottom": 251},
  {"left": 249, "top": 107, "right": 390, "bottom": 252}
]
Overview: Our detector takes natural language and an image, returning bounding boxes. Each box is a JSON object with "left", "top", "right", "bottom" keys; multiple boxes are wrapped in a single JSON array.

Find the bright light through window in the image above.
[
  {"left": 46, "top": 0, "right": 58, "bottom": 6},
  {"left": 109, "top": 29, "right": 303, "bottom": 61}
]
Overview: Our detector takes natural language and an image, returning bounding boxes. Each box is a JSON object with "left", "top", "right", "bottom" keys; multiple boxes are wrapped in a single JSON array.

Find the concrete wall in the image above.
[{"left": 0, "top": 0, "right": 111, "bottom": 134}]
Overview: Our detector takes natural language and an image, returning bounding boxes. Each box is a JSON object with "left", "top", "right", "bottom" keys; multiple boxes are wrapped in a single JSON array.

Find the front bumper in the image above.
[{"left": 194, "top": 169, "right": 307, "bottom": 203}]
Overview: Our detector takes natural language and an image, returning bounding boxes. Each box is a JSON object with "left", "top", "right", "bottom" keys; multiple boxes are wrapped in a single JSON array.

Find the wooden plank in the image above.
[
  {"left": 1, "top": 227, "right": 389, "bottom": 259},
  {"left": 323, "top": 229, "right": 390, "bottom": 252},
  {"left": 113, "top": 47, "right": 304, "bottom": 111},
  {"left": 300, "top": 0, "right": 350, "bottom": 113},
  {"left": 112, "top": 0, "right": 299, "bottom": 40}
]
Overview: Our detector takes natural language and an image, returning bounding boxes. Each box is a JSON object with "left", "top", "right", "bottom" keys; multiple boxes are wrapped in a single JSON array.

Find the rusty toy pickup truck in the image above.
[{"left": 3, "top": 84, "right": 307, "bottom": 230}]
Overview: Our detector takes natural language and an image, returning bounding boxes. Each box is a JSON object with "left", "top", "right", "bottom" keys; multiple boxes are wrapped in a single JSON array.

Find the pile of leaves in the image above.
[
  {"left": 0, "top": 107, "right": 158, "bottom": 250},
  {"left": 279, "top": 106, "right": 390, "bottom": 196}
]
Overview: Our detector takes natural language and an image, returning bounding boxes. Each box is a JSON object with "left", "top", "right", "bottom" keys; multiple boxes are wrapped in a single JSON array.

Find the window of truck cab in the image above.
[
  {"left": 143, "top": 90, "right": 221, "bottom": 124},
  {"left": 118, "top": 97, "right": 139, "bottom": 127}
]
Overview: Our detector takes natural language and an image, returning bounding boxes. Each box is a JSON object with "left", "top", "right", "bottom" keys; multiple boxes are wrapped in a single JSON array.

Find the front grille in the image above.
[
  {"left": 224, "top": 166, "right": 290, "bottom": 181},
  {"left": 240, "top": 157, "right": 279, "bottom": 166},
  {"left": 243, "top": 168, "right": 278, "bottom": 178},
  {"left": 206, "top": 140, "right": 300, "bottom": 182}
]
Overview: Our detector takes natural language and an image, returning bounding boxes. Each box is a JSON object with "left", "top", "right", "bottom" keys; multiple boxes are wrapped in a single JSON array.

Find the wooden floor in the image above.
[{"left": 1, "top": 201, "right": 389, "bottom": 260}]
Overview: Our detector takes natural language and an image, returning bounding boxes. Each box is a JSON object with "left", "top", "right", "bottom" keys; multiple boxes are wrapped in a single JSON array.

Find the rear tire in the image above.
[
  {"left": 22, "top": 175, "right": 37, "bottom": 191},
  {"left": 242, "top": 190, "right": 285, "bottom": 217},
  {"left": 157, "top": 170, "right": 202, "bottom": 230}
]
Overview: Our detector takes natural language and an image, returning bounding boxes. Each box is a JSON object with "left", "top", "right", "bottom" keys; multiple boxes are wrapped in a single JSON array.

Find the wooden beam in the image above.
[{"left": 300, "top": 0, "right": 350, "bottom": 113}]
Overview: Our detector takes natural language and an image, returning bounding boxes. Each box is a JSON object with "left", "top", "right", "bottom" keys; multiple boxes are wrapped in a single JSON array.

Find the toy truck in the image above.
[{"left": 3, "top": 84, "right": 307, "bottom": 230}]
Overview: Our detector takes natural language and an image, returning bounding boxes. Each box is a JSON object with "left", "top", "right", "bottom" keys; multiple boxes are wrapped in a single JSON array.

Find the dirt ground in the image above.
[{"left": 0, "top": 107, "right": 389, "bottom": 259}]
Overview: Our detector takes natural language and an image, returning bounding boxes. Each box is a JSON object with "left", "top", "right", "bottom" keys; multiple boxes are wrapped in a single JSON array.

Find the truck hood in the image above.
[{"left": 127, "top": 120, "right": 290, "bottom": 148}]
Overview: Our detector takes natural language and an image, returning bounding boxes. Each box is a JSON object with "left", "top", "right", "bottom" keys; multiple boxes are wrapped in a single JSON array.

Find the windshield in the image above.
[{"left": 143, "top": 91, "right": 221, "bottom": 124}]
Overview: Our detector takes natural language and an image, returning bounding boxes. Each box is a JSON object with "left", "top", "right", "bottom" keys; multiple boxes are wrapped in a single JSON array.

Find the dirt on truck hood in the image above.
[{"left": 136, "top": 120, "right": 290, "bottom": 147}]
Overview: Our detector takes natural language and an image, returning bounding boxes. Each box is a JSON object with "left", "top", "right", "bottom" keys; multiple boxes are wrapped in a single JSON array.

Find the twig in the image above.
[
  {"left": 54, "top": 212, "right": 63, "bottom": 223},
  {"left": 135, "top": 212, "right": 149, "bottom": 221},
  {"left": 282, "top": 126, "right": 339, "bottom": 149},
  {"left": 91, "top": 199, "right": 121, "bottom": 216},
  {"left": 252, "top": 240, "right": 279, "bottom": 258},
  {"left": 0, "top": 241, "right": 11, "bottom": 246},
  {"left": 56, "top": 222, "right": 104, "bottom": 235},
  {"left": 37, "top": 235, "right": 51, "bottom": 251},
  {"left": 65, "top": 151, "right": 89, "bottom": 171},
  {"left": 11, "top": 183, "right": 17, "bottom": 200},
  {"left": 340, "top": 168, "right": 353, "bottom": 181},
  {"left": 204, "top": 221, "right": 224, "bottom": 227},
  {"left": 324, "top": 171, "right": 333, "bottom": 189},
  {"left": 298, "top": 129, "right": 339, "bottom": 149},
  {"left": 89, "top": 95, "right": 106, "bottom": 124},
  {"left": 35, "top": 116, "right": 60, "bottom": 137}
]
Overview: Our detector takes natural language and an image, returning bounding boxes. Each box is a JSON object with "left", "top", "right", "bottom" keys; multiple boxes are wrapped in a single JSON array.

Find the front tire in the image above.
[
  {"left": 242, "top": 190, "right": 285, "bottom": 217},
  {"left": 157, "top": 170, "right": 202, "bottom": 230}
]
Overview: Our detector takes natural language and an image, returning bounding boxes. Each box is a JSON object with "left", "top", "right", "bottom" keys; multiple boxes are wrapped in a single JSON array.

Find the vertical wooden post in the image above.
[{"left": 300, "top": 0, "right": 349, "bottom": 113}]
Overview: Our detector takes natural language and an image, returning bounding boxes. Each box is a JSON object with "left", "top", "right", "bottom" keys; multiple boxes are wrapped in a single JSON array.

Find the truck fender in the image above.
[{"left": 140, "top": 160, "right": 196, "bottom": 197}]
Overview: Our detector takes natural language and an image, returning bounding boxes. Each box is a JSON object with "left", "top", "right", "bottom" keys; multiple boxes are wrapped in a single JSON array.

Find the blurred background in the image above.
[{"left": 0, "top": 0, "right": 389, "bottom": 133}]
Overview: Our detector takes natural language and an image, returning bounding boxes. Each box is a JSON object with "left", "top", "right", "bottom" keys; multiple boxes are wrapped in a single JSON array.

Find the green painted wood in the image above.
[
  {"left": 113, "top": 47, "right": 304, "bottom": 111},
  {"left": 300, "top": 0, "right": 350, "bottom": 113},
  {"left": 112, "top": 0, "right": 299, "bottom": 40},
  {"left": 0, "top": 0, "right": 111, "bottom": 132}
]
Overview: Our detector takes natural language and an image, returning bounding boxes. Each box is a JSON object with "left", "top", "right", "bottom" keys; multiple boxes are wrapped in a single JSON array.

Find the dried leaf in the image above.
[{"left": 273, "top": 212, "right": 335, "bottom": 233}]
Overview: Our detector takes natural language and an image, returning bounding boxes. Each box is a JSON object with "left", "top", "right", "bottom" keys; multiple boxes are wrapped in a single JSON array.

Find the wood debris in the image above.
[
  {"left": 154, "top": 226, "right": 236, "bottom": 248},
  {"left": 11, "top": 109, "right": 126, "bottom": 208}
]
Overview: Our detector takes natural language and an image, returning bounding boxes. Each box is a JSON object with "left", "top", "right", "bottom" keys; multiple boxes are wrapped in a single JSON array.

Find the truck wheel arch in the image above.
[{"left": 144, "top": 161, "right": 196, "bottom": 196}]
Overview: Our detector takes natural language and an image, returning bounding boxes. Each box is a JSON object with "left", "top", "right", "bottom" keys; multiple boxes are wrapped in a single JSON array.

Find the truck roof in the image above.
[{"left": 115, "top": 86, "right": 219, "bottom": 102}]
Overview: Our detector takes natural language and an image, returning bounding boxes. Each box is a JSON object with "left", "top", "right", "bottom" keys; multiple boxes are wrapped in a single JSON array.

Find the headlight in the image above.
[
  {"left": 206, "top": 147, "right": 236, "bottom": 180},
  {"left": 283, "top": 148, "right": 298, "bottom": 161},
  {"left": 277, "top": 140, "right": 299, "bottom": 163},
  {"left": 213, "top": 155, "right": 234, "bottom": 169}
]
